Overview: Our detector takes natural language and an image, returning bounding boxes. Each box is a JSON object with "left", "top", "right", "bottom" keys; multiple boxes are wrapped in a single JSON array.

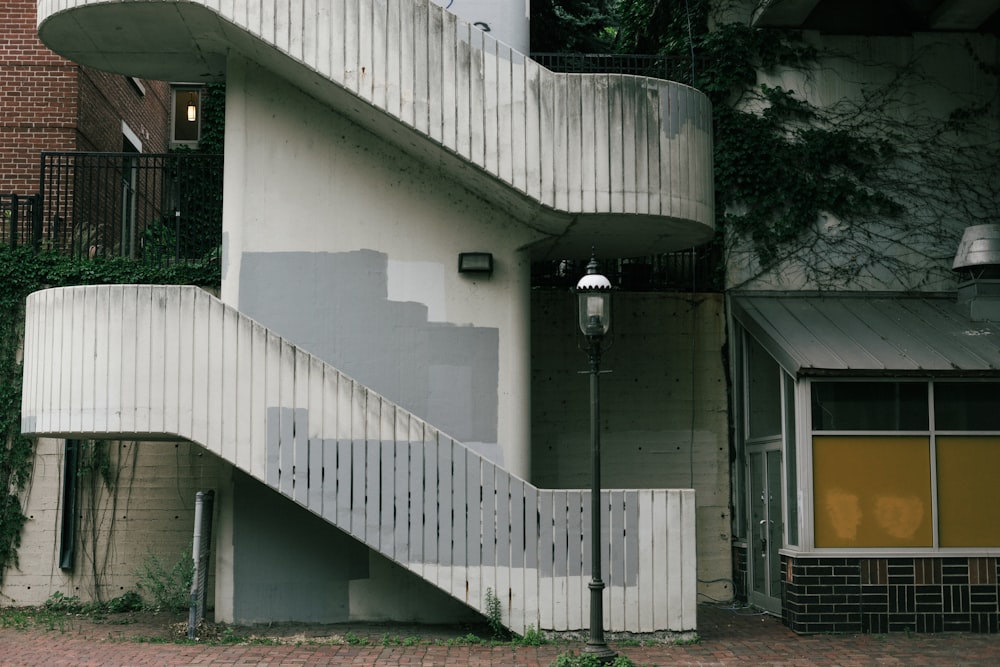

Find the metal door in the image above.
[{"left": 748, "top": 445, "right": 783, "bottom": 614}]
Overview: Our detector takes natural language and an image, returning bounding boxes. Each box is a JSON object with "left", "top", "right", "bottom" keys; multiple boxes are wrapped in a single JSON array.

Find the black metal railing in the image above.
[
  {"left": 38, "top": 152, "right": 223, "bottom": 264},
  {"left": 1, "top": 193, "right": 42, "bottom": 251},
  {"left": 530, "top": 52, "right": 700, "bottom": 86},
  {"left": 532, "top": 244, "right": 723, "bottom": 293}
]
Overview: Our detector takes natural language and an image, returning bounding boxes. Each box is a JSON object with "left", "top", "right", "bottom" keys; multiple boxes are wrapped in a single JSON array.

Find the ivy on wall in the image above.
[
  {"left": 0, "top": 248, "right": 219, "bottom": 586},
  {"left": 597, "top": 1, "right": 1000, "bottom": 288}
]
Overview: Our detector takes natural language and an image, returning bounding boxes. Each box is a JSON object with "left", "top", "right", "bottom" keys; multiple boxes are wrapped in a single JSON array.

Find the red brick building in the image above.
[{"left": 0, "top": 0, "right": 171, "bottom": 196}]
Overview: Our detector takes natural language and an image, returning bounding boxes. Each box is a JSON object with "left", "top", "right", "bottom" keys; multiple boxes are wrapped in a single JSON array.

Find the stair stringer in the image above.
[{"left": 21, "top": 284, "right": 698, "bottom": 634}]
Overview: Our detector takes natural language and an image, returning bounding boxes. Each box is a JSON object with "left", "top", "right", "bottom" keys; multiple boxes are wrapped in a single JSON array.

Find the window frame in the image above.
[{"left": 799, "top": 377, "right": 1000, "bottom": 555}]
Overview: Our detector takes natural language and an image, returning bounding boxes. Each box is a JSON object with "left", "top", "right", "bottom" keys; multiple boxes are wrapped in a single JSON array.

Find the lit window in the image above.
[{"left": 172, "top": 87, "right": 202, "bottom": 145}]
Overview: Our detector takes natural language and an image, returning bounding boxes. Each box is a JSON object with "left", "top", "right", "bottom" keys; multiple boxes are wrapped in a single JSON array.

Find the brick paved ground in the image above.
[{"left": 2, "top": 603, "right": 999, "bottom": 666}]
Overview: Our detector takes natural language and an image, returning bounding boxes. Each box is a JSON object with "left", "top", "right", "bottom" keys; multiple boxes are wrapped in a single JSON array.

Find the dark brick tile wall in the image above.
[
  {"left": 782, "top": 556, "right": 999, "bottom": 634},
  {"left": 732, "top": 544, "right": 748, "bottom": 604}
]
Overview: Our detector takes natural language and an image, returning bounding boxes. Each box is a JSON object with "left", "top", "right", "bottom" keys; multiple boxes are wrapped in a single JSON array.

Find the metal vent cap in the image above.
[{"left": 953, "top": 224, "right": 1000, "bottom": 276}]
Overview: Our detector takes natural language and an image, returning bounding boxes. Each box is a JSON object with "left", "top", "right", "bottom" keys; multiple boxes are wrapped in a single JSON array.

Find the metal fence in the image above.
[
  {"left": 38, "top": 152, "right": 223, "bottom": 264},
  {"left": 1, "top": 193, "right": 42, "bottom": 250},
  {"left": 532, "top": 245, "right": 723, "bottom": 293}
]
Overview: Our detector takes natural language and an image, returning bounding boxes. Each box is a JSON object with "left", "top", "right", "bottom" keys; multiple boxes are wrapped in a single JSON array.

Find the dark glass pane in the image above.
[
  {"left": 747, "top": 335, "right": 781, "bottom": 438},
  {"left": 811, "top": 382, "right": 927, "bottom": 431},
  {"left": 935, "top": 382, "right": 1000, "bottom": 431}
]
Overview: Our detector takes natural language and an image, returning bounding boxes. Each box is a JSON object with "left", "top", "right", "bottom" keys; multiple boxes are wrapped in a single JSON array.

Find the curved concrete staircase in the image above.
[{"left": 21, "top": 284, "right": 697, "bottom": 633}]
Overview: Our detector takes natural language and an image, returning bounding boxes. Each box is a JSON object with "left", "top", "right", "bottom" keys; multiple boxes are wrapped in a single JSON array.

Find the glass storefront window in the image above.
[{"left": 811, "top": 382, "right": 927, "bottom": 431}]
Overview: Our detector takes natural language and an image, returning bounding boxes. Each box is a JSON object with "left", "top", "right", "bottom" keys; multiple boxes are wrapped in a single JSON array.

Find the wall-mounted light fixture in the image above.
[
  {"left": 186, "top": 92, "right": 198, "bottom": 122},
  {"left": 458, "top": 252, "right": 493, "bottom": 275}
]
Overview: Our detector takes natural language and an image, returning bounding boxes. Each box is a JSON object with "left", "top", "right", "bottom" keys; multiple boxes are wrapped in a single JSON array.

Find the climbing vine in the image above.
[
  {"left": 0, "top": 248, "right": 219, "bottom": 586},
  {"left": 611, "top": 1, "right": 999, "bottom": 289}
]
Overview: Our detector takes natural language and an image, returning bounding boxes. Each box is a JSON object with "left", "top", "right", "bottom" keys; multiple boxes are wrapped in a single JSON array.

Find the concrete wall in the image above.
[
  {"left": 217, "top": 467, "right": 479, "bottom": 624},
  {"left": 222, "top": 55, "right": 539, "bottom": 477},
  {"left": 531, "top": 290, "right": 733, "bottom": 604},
  {"left": 431, "top": 0, "right": 529, "bottom": 54},
  {"left": 724, "top": 29, "right": 1000, "bottom": 292},
  {"left": 2, "top": 438, "right": 222, "bottom": 607},
  {"left": 216, "top": 54, "right": 541, "bottom": 624}
]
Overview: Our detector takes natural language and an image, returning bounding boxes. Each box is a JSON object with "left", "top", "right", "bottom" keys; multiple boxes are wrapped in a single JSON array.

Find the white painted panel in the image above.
[
  {"left": 451, "top": 442, "right": 467, "bottom": 597},
  {"left": 426, "top": 4, "right": 444, "bottom": 142},
  {"left": 337, "top": 438, "right": 353, "bottom": 530},
  {"left": 522, "top": 486, "right": 539, "bottom": 633},
  {"left": 609, "top": 490, "right": 625, "bottom": 631},
  {"left": 264, "top": 330, "right": 282, "bottom": 488},
  {"left": 681, "top": 489, "right": 698, "bottom": 629},
  {"left": 537, "top": 490, "right": 553, "bottom": 630},
  {"left": 407, "top": 434, "right": 424, "bottom": 574},
  {"left": 384, "top": 0, "right": 400, "bottom": 117},
  {"left": 523, "top": 60, "right": 541, "bottom": 199},
  {"left": 644, "top": 82, "right": 661, "bottom": 215},
  {"left": 508, "top": 478, "right": 525, "bottom": 632},
  {"left": 157, "top": 286, "right": 179, "bottom": 437},
  {"left": 365, "top": 397, "right": 382, "bottom": 547},
  {"left": 398, "top": 0, "right": 416, "bottom": 127},
  {"left": 233, "top": 312, "right": 254, "bottom": 472},
  {"left": 468, "top": 27, "right": 487, "bottom": 167},
  {"left": 274, "top": 0, "right": 290, "bottom": 54},
  {"left": 422, "top": 429, "right": 439, "bottom": 581},
  {"left": 565, "top": 75, "right": 583, "bottom": 212},
  {"left": 118, "top": 286, "right": 139, "bottom": 433},
  {"left": 394, "top": 441, "right": 410, "bottom": 562},
  {"left": 509, "top": 51, "right": 527, "bottom": 193},
  {"left": 480, "top": 460, "right": 496, "bottom": 599},
  {"left": 653, "top": 489, "right": 670, "bottom": 630},
  {"left": 608, "top": 76, "right": 625, "bottom": 212},
  {"left": 380, "top": 439, "right": 395, "bottom": 554},
  {"left": 551, "top": 490, "right": 567, "bottom": 631},
  {"left": 454, "top": 22, "right": 471, "bottom": 159},
  {"left": 482, "top": 37, "right": 499, "bottom": 175},
  {"left": 190, "top": 290, "right": 210, "bottom": 447},
  {"left": 220, "top": 305, "right": 240, "bottom": 465},
  {"left": 278, "top": 339, "right": 296, "bottom": 495},
  {"left": 329, "top": 0, "right": 346, "bottom": 83},
  {"left": 370, "top": 0, "right": 387, "bottom": 107},
  {"left": 344, "top": 0, "right": 360, "bottom": 93},
  {"left": 246, "top": 321, "right": 267, "bottom": 479},
  {"left": 465, "top": 452, "right": 481, "bottom": 606},
  {"left": 495, "top": 43, "right": 513, "bottom": 186},
  {"left": 440, "top": 10, "right": 457, "bottom": 149},
  {"left": 624, "top": 491, "right": 640, "bottom": 632},
  {"left": 351, "top": 438, "right": 367, "bottom": 539},
  {"left": 68, "top": 287, "right": 86, "bottom": 432},
  {"left": 437, "top": 436, "right": 453, "bottom": 569},
  {"left": 566, "top": 489, "right": 582, "bottom": 630}
]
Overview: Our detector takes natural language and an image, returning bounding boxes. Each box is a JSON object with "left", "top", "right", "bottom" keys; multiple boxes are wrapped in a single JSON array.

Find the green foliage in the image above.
[
  {"left": 551, "top": 651, "right": 637, "bottom": 667},
  {"left": 484, "top": 587, "right": 506, "bottom": 639},
  {"left": 518, "top": 624, "right": 547, "bottom": 646},
  {"left": 135, "top": 548, "right": 194, "bottom": 612},
  {"left": 43, "top": 592, "right": 86, "bottom": 613},
  {"left": 532, "top": 0, "right": 618, "bottom": 53},
  {"left": 343, "top": 630, "right": 370, "bottom": 645},
  {"left": 0, "top": 245, "right": 217, "bottom": 585}
]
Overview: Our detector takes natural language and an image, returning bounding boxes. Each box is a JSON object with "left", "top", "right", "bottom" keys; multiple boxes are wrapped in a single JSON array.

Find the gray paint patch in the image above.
[{"left": 240, "top": 250, "right": 498, "bottom": 444}]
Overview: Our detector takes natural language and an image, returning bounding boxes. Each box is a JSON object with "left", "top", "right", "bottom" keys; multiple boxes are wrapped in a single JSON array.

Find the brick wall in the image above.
[
  {"left": 77, "top": 67, "right": 169, "bottom": 154},
  {"left": 0, "top": 0, "right": 171, "bottom": 196},
  {"left": 0, "top": 0, "right": 77, "bottom": 194},
  {"left": 783, "top": 555, "right": 1000, "bottom": 634}
]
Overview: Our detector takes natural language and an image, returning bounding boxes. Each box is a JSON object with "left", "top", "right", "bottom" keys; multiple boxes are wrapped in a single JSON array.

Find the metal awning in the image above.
[{"left": 731, "top": 292, "right": 1000, "bottom": 377}]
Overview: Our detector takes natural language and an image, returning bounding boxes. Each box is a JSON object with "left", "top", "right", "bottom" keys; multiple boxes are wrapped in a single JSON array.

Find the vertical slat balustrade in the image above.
[{"left": 21, "top": 285, "right": 697, "bottom": 634}]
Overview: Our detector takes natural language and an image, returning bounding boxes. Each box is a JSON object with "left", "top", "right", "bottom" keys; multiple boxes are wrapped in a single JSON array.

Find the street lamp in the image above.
[{"left": 576, "top": 253, "right": 616, "bottom": 663}]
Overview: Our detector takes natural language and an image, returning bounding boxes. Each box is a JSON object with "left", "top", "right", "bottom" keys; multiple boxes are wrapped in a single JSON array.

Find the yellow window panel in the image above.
[
  {"left": 813, "top": 436, "right": 932, "bottom": 548},
  {"left": 937, "top": 436, "right": 1000, "bottom": 548}
]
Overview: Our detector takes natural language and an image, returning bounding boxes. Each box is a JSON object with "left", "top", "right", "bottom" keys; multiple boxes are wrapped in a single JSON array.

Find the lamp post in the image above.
[{"left": 576, "top": 254, "right": 616, "bottom": 663}]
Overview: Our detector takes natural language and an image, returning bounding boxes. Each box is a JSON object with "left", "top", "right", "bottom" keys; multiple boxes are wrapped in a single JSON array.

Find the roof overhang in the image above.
[{"left": 732, "top": 292, "right": 1000, "bottom": 378}]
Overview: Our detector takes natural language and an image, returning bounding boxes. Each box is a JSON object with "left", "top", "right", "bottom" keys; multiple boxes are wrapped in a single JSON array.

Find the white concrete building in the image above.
[{"left": 18, "top": 0, "right": 716, "bottom": 633}]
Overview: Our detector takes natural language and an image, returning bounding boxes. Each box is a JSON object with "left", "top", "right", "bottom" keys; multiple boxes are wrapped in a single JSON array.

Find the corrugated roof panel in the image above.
[{"left": 732, "top": 293, "right": 1000, "bottom": 376}]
